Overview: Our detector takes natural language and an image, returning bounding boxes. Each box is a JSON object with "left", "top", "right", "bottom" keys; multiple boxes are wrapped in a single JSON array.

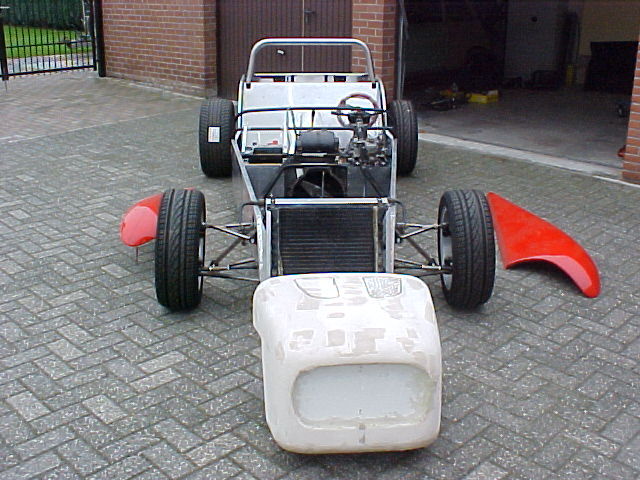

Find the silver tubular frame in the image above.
[{"left": 245, "top": 38, "right": 376, "bottom": 81}]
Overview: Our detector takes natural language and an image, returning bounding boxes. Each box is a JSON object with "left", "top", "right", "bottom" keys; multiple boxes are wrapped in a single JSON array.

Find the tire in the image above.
[
  {"left": 199, "top": 98, "right": 235, "bottom": 177},
  {"left": 437, "top": 190, "right": 495, "bottom": 309},
  {"left": 155, "top": 189, "right": 206, "bottom": 311},
  {"left": 388, "top": 99, "right": 418, "bottom": 175}
]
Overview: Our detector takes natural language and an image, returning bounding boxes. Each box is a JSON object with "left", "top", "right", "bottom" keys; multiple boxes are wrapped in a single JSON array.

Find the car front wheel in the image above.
[
  {"left": 155, "top": 188, "right": 206, "bottom": 311},
  {"left": 438, "top": 189, "right": 495, "bottom": 309}
]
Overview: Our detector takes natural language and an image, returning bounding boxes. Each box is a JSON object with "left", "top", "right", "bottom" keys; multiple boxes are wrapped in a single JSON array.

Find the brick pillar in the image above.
[
  {"left": 202, "top": 0, "right": 217, "bottom": 95},
  {"left": 352, "top": 0, "right": 397, "bottom": 101},
  {"left": 623, "top": 38, "right": 640, "bottom": 183},
  {"left": 101, "top": 0, "right": 217, "bottom": 97}
]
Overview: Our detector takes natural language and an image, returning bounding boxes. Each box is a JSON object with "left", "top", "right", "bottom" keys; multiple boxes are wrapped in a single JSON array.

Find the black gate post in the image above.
[
  {"left": 0, "top": 6, "right": 9, "bottom": 84},
  {"left": 93, "top": 0, "right": 106, "bottom": 77}
]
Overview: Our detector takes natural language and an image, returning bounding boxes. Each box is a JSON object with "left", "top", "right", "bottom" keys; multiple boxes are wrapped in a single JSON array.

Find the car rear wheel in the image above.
[
  {"left": 155, "top": 189, "right": 206, "bottom": 311},
  {"left": 388, "top": 99, "right": 418, "bottom": 175},
  {"left": 437, "top": 189, "right": 495, "bottom": 309},
  {"left": 199, "top": 98, "right": 235, "bottom": 177}
]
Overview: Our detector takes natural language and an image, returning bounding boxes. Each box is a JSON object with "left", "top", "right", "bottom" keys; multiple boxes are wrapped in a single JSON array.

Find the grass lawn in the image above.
[{"left": 3, "top": 25, "right": 90, "bottom": 59}]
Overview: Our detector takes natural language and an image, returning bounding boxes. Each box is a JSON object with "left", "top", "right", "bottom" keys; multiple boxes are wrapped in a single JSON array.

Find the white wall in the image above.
[
  {"left": 579, "top": 0, "right": 640, "bottom": 55},
  {"left": 504, "top": 0, "right": 568, "bottom": 80}
]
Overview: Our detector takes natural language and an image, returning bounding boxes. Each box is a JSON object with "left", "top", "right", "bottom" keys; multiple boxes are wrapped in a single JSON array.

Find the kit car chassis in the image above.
[
  {"left": 154, "top": 38, "right": 496, "bottom": 312},
  {"left": 120, "top": 38, "right": 600, "bottom": 453}
]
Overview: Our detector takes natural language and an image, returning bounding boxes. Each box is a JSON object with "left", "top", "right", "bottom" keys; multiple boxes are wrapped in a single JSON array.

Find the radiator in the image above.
[{"left": 273, "top": 204, "right": 383, "bottom": 275}]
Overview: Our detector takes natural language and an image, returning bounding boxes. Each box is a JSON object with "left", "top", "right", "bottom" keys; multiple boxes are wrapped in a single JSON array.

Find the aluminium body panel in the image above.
[{"left": 238, "top": 77, "right": 386, "bottom": 154}]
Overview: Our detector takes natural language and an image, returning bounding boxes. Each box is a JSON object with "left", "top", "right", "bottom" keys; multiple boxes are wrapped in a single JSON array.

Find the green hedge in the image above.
[{"left": 2, "top": 0, "right": 85, "bottom": 31}]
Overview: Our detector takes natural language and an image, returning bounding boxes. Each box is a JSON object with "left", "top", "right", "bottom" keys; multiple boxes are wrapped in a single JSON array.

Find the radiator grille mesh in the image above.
[{"left": 275, "top": 206, "right": 379, "bottom": 275}]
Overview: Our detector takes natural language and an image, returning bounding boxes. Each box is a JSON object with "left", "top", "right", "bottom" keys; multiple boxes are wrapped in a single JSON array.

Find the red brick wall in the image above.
[
  {"left": 100, "top": 1, "right": 397, "bottom": 99},
  {"left": 623, "top": 39, "right": 640, "bottom": 183},
  {"left": 352, "top": 0, "right": 397, "bottom": 101},
  {"left": 101, "top": 0, "right": 217, "bottom": 96}
]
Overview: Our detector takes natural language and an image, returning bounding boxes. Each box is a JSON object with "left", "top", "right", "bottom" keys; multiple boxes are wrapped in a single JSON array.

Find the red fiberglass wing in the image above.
[
  {"left": 119, "top": 193, "right": 163, "bottom": 247},
  {"left": 487, "top": 192, "right": 600, "bottom": 298}
]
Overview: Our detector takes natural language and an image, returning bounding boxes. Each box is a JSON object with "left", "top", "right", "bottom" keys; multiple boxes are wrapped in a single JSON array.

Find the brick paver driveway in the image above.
[{"left": 1, "top": 72, "right": 639, "bottom": 479}]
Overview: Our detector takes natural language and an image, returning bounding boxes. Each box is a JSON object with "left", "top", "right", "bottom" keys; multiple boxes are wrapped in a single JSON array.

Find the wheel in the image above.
[
  {"left": 388, "top": 99, "right": 418, "bottom": 175},
  {"left": 198, "top": 98, "right": 235, "bottom": 177},
  {"left": 155, "top": 189, "right": 206, "bottom": 311},
  {"left": 437, "top": 190, "right": 495, "bottom": 309}
]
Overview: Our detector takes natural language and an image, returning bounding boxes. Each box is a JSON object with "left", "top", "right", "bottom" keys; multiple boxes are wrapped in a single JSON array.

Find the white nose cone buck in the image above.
[{"left": 253, "top": 273, "right": 442, "bottom": 454}]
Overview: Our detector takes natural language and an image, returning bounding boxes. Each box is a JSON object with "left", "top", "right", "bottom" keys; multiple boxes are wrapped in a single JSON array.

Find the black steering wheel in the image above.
[{"left": 334, "top": 93, "right": 379, "bottom": 127}]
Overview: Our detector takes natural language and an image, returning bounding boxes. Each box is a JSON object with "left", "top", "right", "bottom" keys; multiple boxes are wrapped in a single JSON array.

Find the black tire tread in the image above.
[
  {"left": 388, "top": 99, "right": 418, "bottom": 175},
  {"left": 198, "top": 98, "right": 235, "bottom": 177},
  {"left": 155, "top": 189, "right": 205, "bottom": 311},
  {"left": 439, "top": 189, "right": 495, "bottom": 308}
]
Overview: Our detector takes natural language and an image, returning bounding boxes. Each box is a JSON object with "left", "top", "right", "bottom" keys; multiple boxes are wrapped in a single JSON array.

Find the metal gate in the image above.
[
  {"left": 217, "top": 0, "right": 352, "bottom": 99},
  {"left": 0, "top": 0, "right": 101, "bottom": 81}
]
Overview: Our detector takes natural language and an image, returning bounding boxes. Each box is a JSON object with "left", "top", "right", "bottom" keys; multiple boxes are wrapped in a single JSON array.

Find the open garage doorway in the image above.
[{"left": 402, "top": 0, "right": 640, "bottom": 169}]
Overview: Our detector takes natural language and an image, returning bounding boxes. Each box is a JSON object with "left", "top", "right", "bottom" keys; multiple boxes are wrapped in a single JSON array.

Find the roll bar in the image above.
[{"left": 245, "top": 38, "right": 376, "bottom": 81}]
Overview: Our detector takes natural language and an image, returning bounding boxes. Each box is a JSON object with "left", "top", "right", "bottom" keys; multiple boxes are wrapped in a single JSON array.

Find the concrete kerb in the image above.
[{"left": 418, "top": 132, "right": 640, "bottom": 190}]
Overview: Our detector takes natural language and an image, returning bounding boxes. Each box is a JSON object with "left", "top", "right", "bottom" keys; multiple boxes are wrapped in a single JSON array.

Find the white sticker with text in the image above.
[{"left": 208, "top": 126, "right": 221, "bottom": 143}]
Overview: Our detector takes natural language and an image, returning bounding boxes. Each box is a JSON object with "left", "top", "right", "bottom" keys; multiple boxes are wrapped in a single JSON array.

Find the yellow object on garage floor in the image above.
[{"left": 468, "top": 90, "right": 499, "bottom": 104}]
